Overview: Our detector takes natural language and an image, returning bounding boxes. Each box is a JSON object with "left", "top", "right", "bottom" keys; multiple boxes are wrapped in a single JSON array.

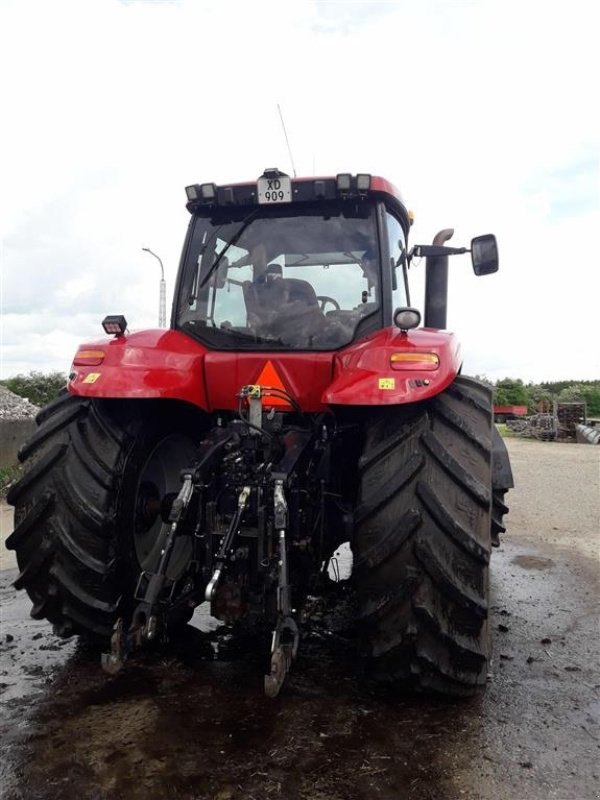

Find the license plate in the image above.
[{"left": 257, "top": 174, "right": 292, "bottom": 204}]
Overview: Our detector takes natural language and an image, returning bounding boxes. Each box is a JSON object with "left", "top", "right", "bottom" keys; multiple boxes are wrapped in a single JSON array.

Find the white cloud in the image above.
[{"left": 1, "top": 0, "right": 598, "bottom": 382}]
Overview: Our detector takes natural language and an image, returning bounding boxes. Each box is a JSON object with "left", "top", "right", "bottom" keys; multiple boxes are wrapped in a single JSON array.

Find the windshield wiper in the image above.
[{"left": 198, "top": 209, "right": 260, "bottom": 290}]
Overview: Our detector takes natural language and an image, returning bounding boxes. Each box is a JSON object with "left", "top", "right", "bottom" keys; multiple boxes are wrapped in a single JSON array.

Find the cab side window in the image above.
[{"left": 386, "top": 212, "right": 409, "bottom": 310}]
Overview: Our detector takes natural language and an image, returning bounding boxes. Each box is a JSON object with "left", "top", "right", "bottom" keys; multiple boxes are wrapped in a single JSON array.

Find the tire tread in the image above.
[{"left": 354, "top": 375, "right": 497, "bottom": 696}]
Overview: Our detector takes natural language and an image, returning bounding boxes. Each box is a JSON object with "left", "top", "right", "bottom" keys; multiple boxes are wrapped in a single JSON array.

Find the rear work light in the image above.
[
  {"left": 73, "top": 349, "right": 105, "bottom": 366},
  {"left": 200, "top": 182, "right": 217, "bottom": 201},
  {"left": 186, "top": 183, "right": 217, "bottom": 203},
  {"left": 356, "top": 174, "right": 371, "bottom": 192},
  {"left": 102, "top": 315, "right": 128, "bottom": 336},
  {"left": 336, "top": 173, "right": 352, "bottom": 192},
  {"left": 390, "top": 352, "right": 439, "bottom": 371},
  {"left": 393, "top": 307, "right": 421, "bottom": 331},
  {"left": 336, "top": 173, "right": 372, "bottom": 196}
]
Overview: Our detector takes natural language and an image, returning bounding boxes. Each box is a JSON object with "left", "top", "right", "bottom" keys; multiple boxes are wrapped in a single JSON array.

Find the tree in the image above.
[
  {"left": 558, "top": 384, "right": 600, "bottom": 416},
  {"left": 493, "top": 378, "right": 530, "bottom": 406},
  {"left": 1, "top": 371, "right": 67, "bottom": 408},
  {"left": 526, "top": 383, "right": 554, "bottom": 413}
]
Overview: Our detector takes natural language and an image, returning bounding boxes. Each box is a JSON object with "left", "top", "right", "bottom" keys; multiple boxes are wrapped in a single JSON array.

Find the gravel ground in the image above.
[
  {"left": 0, "top": 386, "right": 39, "bottom": 419},
  {"left": 0, "top": 436, "right": 598, "bottom": 800}
]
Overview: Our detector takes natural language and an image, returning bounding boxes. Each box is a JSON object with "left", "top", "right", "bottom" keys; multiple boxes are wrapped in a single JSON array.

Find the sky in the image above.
[{"left": 1, "top": 0, "right": 598, "bottom": 383}]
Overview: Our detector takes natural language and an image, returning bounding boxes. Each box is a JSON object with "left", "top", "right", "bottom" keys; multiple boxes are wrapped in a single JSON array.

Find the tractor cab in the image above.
[{"left": 175, "top": 170, "right": 411, "bottom": 351}]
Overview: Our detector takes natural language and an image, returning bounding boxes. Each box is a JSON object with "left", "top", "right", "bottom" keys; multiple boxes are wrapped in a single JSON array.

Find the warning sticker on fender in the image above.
[
  {"left": 83, "top": 372, "right": 101, "bottom": 384},
  {"left": 378, "top": 378, "right": 395, "bottom": 390}
]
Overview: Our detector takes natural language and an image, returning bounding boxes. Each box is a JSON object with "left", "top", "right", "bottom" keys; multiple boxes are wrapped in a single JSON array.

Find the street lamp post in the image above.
[{"left": 142, "top": 247, "right": 167, "bottom": 328}]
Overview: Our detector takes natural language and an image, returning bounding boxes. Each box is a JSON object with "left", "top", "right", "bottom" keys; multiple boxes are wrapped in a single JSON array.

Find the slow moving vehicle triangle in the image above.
[{"left": 255, "top": 360, "right": 289, "bottom": 406}]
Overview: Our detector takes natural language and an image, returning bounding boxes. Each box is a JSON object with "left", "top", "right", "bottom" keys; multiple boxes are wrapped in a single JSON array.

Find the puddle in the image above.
[{"left": 511, "top": 554, "right": 555, "bottom": 570}]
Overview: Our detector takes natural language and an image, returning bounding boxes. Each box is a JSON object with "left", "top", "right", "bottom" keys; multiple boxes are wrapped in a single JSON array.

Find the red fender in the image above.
[
  {"left": 321, "top": 327, "right": 462, "bottom": 406},
  {"left": 68, "top": 329, "right": 210, "bottom": 409}
]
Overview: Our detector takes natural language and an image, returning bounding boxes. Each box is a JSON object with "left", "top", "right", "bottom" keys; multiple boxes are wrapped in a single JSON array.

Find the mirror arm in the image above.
[{"left": 412, "top": 244, "right": 469, "bottom": 258}]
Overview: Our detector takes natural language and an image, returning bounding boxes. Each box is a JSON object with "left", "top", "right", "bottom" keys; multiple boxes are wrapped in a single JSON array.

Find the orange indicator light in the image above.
[
  {"left": 390, "top": 352, "right": 439, "bottom": 371},
  {"left": 73, "top": 350, "right": 105, "bottom": 366}
]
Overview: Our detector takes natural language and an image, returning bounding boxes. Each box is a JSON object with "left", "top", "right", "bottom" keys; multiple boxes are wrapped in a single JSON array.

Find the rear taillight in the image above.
[
  {"left": 390, "top": 352, "right": 439, "bottom": 371},
  {"left": 73, "top": 349, "right": 105, "bottom": 366}
]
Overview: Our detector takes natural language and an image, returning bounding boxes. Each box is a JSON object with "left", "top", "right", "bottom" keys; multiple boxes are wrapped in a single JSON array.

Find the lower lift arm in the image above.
[
  {"left": 102, "top": 472, "right": 196, "bottom": 674},
  {"left": 264, "top": 478, "right": 299, "bottom": 698}
]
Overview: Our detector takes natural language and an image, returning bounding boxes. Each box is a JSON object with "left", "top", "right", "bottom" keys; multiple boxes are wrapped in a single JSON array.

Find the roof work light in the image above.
[
  {"left": 200, "top": 183, "right": 217, "bottom": 201},
  {"left": 356, "top": 174, "right": 371, "bottom": 192},
  {"left": 336, "top": 173, "right": 352, "bottom": 192},
  {"left": 102, "top": 315, "right": 128, "bottom": 337}
]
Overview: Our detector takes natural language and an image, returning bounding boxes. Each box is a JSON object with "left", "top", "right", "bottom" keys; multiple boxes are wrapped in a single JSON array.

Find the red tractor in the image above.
[{"left": 7, "top": 169, "right": 513, "bottom": 697}]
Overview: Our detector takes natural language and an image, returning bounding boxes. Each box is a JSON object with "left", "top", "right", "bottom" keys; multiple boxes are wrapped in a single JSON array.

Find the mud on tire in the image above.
[
  {"left": 6, "top": 395, "right": 201, "bottom": 641},
  {"left": 353, "top": 376, "right": 494, "bottom": 696}
]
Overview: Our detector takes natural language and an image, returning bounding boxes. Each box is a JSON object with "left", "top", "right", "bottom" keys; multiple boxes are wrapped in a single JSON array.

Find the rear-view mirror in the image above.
[{"left": 471, "top": 234, "right": 499, "bottom": 276}]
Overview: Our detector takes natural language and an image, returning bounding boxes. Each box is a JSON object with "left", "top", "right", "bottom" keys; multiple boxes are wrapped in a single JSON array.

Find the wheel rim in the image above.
[{"left": 134, "top": 433, "right": 197, "bottom": 580}]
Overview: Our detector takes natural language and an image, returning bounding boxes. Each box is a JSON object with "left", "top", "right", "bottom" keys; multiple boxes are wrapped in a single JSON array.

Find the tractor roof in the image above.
[{"left": 184, "top": 171, "right": 409, "bottom": 226}]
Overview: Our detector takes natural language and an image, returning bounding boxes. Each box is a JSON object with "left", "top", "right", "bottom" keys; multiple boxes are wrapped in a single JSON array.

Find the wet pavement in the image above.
[{"left": 1, "top": 438, "right": 599, "bottom": 800}]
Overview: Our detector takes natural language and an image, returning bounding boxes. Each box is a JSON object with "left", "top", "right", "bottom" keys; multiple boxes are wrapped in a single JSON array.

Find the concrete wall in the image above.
[{"left": 0, "top": 419, "right": 36, "bottom": 468}]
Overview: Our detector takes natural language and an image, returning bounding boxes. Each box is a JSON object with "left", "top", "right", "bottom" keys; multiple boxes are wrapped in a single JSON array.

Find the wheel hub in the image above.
[{"left": 133, "top": 433, "right": 197, "bottom": 580}]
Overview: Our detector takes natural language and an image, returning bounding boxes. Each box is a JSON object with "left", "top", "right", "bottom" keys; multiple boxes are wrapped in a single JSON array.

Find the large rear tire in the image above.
[
  {"left": 353, "top": 376, "right": 493, "bottom": 696},
  {"left": 6, "top": 395, "right": 202, "bottom": 641}
]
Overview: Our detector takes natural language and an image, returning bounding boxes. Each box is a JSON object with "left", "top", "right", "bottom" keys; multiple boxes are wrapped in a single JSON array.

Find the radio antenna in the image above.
[{"left": 277, "top": 103, "right": 297, "bottom": 178}]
